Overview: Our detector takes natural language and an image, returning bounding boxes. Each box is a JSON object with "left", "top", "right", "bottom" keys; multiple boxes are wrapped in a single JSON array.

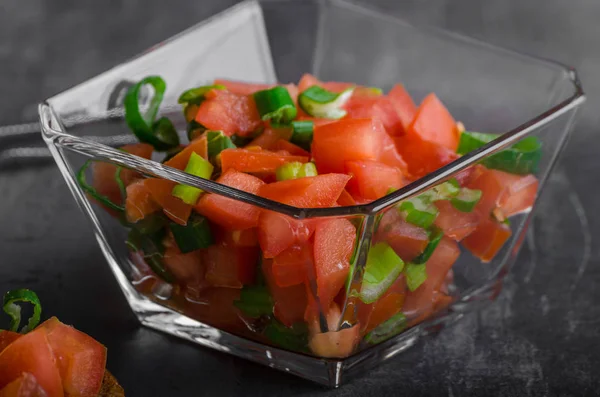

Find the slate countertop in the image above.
[{"left": 1, "top": 1, "right": 599, "bottom": 395}]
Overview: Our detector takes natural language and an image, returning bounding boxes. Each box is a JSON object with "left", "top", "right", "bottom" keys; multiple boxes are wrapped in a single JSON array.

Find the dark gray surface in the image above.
[{"left": 1, "top": 1, "right": 599, "bottom": 396}]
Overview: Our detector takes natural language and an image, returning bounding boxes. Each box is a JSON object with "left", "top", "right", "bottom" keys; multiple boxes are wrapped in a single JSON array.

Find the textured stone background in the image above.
[{"left": 1, "top": 1, "right": 599, "bottom": 395}]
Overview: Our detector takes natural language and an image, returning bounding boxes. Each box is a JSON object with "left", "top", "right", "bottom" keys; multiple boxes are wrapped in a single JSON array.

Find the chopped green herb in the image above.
[{"left": 3, "top": 289, "right": 42, "bottom": 333}]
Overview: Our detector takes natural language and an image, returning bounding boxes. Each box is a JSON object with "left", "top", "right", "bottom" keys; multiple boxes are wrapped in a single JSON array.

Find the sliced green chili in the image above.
[
  {"left": 233, "top": 285, "right": 273, "bottom": 318},
  {"left": 264, "top": 320, "right": 309, "bottom": 352},
  {"left": 178, "top": 84, "right": 226, "bottom": 105},
  {"left": 77, "top": 160, "right": 124, "bottom": 212},
  {"left": 253, "top": 86, "right": 297, "bottom": 124},
  {"left": 457, "top": 131, "right": 542, "bottom": 175},
  {"left": 298, "top": 85, "right": 354, "bottom": 119},
  {"left": 169, "top": 214, "right": 213, "bottom": 253},
  {"left": 275, "top": 162, "right": 318, "bottom": 181},
  {"left": 171, "top": 152, "right": 214, "bottom": 205},
  {"left": 413, "top": 228, "right": 444, "bottom": 265},
  {"left": 206, "top": 130, "right": 236, "bottom": 158},
  {"left": 364, "top": 313, "right": 407, "bottom": 344},
  {"left": 124, "top": 76, "right": 179, "bottom": 151},
  {"left": 451, "top": 187, "right": 482, "bottom": 212},
  {"left": 359, "top": 242, "right": 405, "bottom": 304},
  {"left": 289, "top": 120, "right": 314, "bottom": 150},
  {"left": 3, "top": 289, "right": 42, "bottom": 333},
  {"left": 405, "top": 263, "right": 427, "bottom": 292}
]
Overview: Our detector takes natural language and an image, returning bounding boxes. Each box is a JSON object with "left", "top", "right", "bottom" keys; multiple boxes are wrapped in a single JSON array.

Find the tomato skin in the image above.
[
  {"left": 345, "top": 160, "right": 406, "bottom": 200},
  {"left": 195, "top": 89, "right": 261, "bottom": 137},
  {"left": 143, "top": 178, "right": 192, "bottom": 226},
  {"left": 0, "top": 328, "right": 64, "bottom": 397},
  {"left": 125, "top": 179, "right": 161, "bottom": 223},
  {"left": 462, "top": 218, "right": 512, "bottom": 262},
  {"left": 313, "top": 219, "right": 356, "bottom": 310},
  {"left": 204, "top": 242, "right": 259, "bottom": 288},
  {"left": 312, "top": 118, "right": 386, "bottom": 174},
  {"left": 378, "top": 132, "right": 409, "bottom": 177},
  {"left": 498, "top": 174, "right": 538, "bottom": 218},
  {"left": 257, "top": 211, "right": 314, "bottom": 258},
  {"left": 272, "top": 244, "right": 312, "bottom": 287},
  {"left": 195, "top": 170, "right": 264, "bottom": 230},
  {"left": 409, "top": 93, "right": 459, "bottom": 151},
  {"left": 403, "top": 237, "right": 460, "bottom": 322},
  {"left": 220, "top": 148, "right": 309, "bottom": 174},
  {"left": 375, "top": 209, "right": 429, "bottom": 262},
  {"left": 337, "top": 189, "right": 356, "bottom": 206},
  {"left": 387, "top": 84, "right": 417, "bottom": 134},
  {"left": 273, "top": 140, "right": 311, "bottom": 157},
  {"left": 39, "top": 317, "right": 107, "bottom": 397},
  {"left": 262, "top": 259, "right": 307, "bottom": 327},
  {"left": 164, "top": 135, "right": 208, "bottom": 170},
  {"left": 259, "top": 174, "right": 350, "bottom": 208},
  {"left": 0, "top": 373, "right": 46, "bottom": 397},
  {"left": 434, "top": 200, "right": 481, "bottom": 241},
  {"left": 213, "top": 79, "right": 273, "bottom": 95}
]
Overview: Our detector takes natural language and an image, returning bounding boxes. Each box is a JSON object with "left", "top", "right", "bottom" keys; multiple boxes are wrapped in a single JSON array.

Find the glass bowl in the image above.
[{"left": 39, "top": 0, "right": 585, "bottom": 387}]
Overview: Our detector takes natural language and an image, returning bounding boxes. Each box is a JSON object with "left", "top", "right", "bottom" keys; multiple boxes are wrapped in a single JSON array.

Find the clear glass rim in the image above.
[{"left": 39, "top": 0, "right": 587, "bottom": 219}]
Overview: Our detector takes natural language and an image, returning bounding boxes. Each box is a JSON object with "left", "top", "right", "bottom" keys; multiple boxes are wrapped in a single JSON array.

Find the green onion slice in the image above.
[
  {"left": 124, "top": 76, "right": 180, "bottom": 151},
  {"left": 3, "top": 289, "right": 42, "bottom": 333},
  {"left": 253, "top": 86, "right": 297, "bottom": 124},
  {"left": 206, "top": 130, "right": 236, "bottom": 159},
  {"left": 457, "top": 131, "right": 542, "bottom": 175},
  {"left": 364, "top": 313, "right": 407, "bottom": 344},
  {"left": 171, "top": 152, "right": 214, "bottom": 205},
  {"left": 405, "top": 263, "right": 427, "bottom": 292},
  {"left": 178, "top": 84, "right": 225, "bottom": 105},
  {"left": 126, "top": 227, "right": 175, "bottom": 283},
  {"left": 275, "top": 162, "right": 318, "bottom": 181},
  {"left": 298, "top": 85, "right": 354, "bottom": 119},
  {"left": 399, "top": 197, "right": 439, "bottom": 229},
  {"left": 359, "top": 242, "right": 405, "bottom": 304},
  {"left": 233, "top": 285, "right": 273, "bottom": 318},
  {"left": 451, "top": 187, "right": 482, "bottom": 212},
  {"left": 289, "top": 120, "right": 314, "bottom": 150},
  {"left": 77, "top": 160, "right": 125, "bottom": 212},
  {"left": 264, "top": 321, "right": 309, "bottom": 352},
  {"left": 413, "top": 228, "right": 444, "bottom": 265},
  {"left": 169, "top": 214, "right": 213, "bottom": 253}
]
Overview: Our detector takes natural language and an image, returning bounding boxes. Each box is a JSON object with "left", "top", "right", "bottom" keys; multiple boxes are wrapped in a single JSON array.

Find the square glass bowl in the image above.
[{"left": 39, "top": 0, "right": 585, "bottom": 387}]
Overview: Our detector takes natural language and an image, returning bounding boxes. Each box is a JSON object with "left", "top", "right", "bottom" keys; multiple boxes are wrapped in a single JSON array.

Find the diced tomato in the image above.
[
  {"left": 125, "top": 179, "right": 161, "bottom": 223},
  {"left": 204, "top": 242, "right": 258, "bottom": 288},
  {"left": 246, "top": 125, "right": 293, "bottom": 150},
  {"left": 298, "top": 74, "right": 354, "bottom": 93},
  {"left": 312, "top": 118, "right": 385, "bottom": 174},
  {"left": 195, "top": 89, "right": 261, "bottom": 137},
  {"left": 345, "top": 160, "right": 406, "bottom": 200},
  {"left": 214, "top": 79, "right": 273, "bottom": 95},
  {"left": 259, "top": 173, "right": 350, "bottom": 208},
  {"left": 409, "top": 93, "right": 459, "bottom": 151},
  {"left": 462, "top": 218, "right": 512, "bottom": 262},
  {"left": 220, "top": 148, "right": 308, "bottom": 174},
  {"left": 273, "top": 139, "right": 311, "bottom": 157},
  {"left": 164, "top": 135, "right": 208, "bottom": 170},
  {"left": 184, "top": 288, "right": 243, "bottom": 329},
  {"left": 376, "top": 209, "right": 429, "bottom": 261},
  {"left": 313, "top": 219, "right": 356, "bottom": 310},
  {"left": 363, "top": 275, "right": 407, "bottom": 334},
  {"left": 394, "top": 132, "right": 459, "bottom": 179},
  {"left": 378, "top": 132, "right": 410, "bottom": 177},
  {"left": 387, "top": 84, "right": 417, "bottom": 134},
  {"left": 337, "top": 189, "right": 357, "bottom": 206},
  {"left": 272, "top": 244, "right": 312, "bottom": 287},
  {"left": 262, "top": 259, "right": 307, "bottom": 327},
  {"left": 403, "top": 237, "right": 459, "bottom": 322},
  {"left": 0, "top": 332, "right": 20, "bottom": 355},
  {"left": 0, "top": 328, "right": 63, "bottom": 397},
  {"left": 434, "top": 200, "right": 481, "bottom": 241},
  {"left": 163, "top": 245, "right": 204, "bottom": 285},
  {"left": 257, "top": 211, "right": 314, "bottom": 258},
  {"left": 39, "top": 317, "right": 106, "bottom": 397},
  {"left": 467, "top": 168, "right": 538, "bottom": 219},
  {"left": 296, "top": 115, "right": 336, "bottom": 128},
  {"left": 227, "top": 228, "right": 259, "bottom": 247},
  {"left": 307, "top": 303, "right": 359, "bottom": 358},
  {"left": 0, "top": 372, "right": 46, "bottom": 397},
  {"left": 343, "top": 94, "right": 380, "bottom": 119},
  {"left": 143, "top": 178, "right": 192, "bottom": 225},
  {"left": 195, "top": 170, "right": 264, "bottom": 230}
]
